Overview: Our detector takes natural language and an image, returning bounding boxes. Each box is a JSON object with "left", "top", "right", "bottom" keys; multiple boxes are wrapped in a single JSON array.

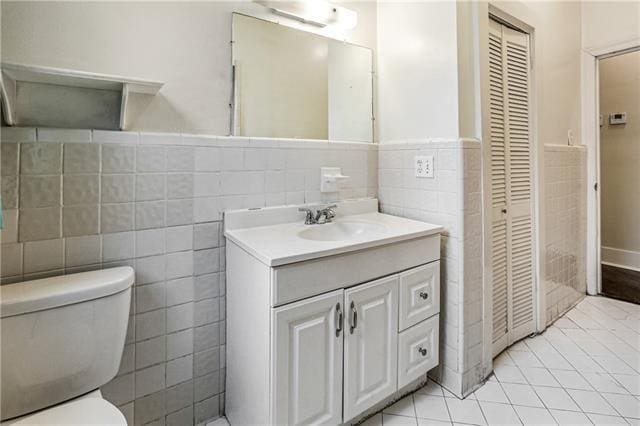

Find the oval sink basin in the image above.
[{"left": 297, "top": 221, "right": 388, "bottom": 242}]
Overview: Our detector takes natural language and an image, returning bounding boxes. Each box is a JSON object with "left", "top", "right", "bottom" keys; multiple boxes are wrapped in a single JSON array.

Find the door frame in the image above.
[
  {"left": 479, "top": 3, "right": 540, "bottom": 373},
  {"left": 583, "top": 40, "right": 640, "bottom": 295}
]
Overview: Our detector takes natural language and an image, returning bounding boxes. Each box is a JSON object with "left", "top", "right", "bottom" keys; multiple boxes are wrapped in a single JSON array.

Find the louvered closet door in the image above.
[{"left": 489, "top": 19, "right": 535, "bottom": 356}]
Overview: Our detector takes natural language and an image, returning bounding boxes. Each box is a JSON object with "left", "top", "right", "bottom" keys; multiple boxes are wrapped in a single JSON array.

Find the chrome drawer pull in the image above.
[
  {"left": 335, "top": 303, "right": 343, "bottom": 337},
  {"left": 418, "top": 347, "right": 427, "bottom": 356},
  {"left": 419, "top": 292, "right": 429, "bottom": 300}
]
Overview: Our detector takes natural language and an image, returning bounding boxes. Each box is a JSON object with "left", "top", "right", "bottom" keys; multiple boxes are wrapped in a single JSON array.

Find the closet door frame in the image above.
[{"left": 480, "top": 5, "right": 545, "bottom": 372}]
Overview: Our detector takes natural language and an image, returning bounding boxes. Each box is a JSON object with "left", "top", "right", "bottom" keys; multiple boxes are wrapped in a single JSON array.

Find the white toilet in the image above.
[{"left": 0, "top": 267, "right": 134, "bottom": 425}]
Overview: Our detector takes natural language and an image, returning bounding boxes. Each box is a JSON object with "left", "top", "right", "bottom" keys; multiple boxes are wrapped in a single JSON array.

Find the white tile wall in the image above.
[
  {"left": 0, "top": 127, "right": 377, "bottom": 426},
  {"left": 544, "top": 145, "right": 587, "bottom": 325},
  {"left": 378, "top": 139, "right": 484, "bottom": 398}
]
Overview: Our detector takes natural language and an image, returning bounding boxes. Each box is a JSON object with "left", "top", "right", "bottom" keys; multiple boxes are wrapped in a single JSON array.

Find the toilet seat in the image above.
[{"left": 2, "top": 397, "right": 126, "bottom": 425}]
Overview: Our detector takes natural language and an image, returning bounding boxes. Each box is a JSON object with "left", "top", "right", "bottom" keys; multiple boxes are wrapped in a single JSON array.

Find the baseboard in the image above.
[{"left": 601, "top": 246, "right": 640, "bottom": 271}]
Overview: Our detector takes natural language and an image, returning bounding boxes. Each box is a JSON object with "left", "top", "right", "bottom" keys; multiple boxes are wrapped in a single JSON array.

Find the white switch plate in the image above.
[{"left": 415, "top": 155, "right": 434, "bottom": 178}]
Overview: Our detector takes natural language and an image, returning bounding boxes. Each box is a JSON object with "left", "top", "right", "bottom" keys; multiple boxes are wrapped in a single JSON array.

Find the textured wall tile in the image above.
[
  {"left": 1, "top": 127, "right": 36, "bottom": 143},
  {"left": 135, "top": 366, "right": 166, "bottom": 399},
  {"left": 19, "top": 207, "right": 61, "bottom": 241},
  {"left": 137, "top": 146, "right": 166, "bottom": 172},
  {"left": 194, "top": 322, "right": 219, "bottom": 353},
  {"left": 167, "top": 355, "right": 193, "bottom": 387},
  {"left": 1, "top": 143, "right": 19, "bottom": 176},
  {"left": 194, "top": 147, "right": 220, "bottom": 172},
  {"left": 1, "top": 176, "right": 19, "bottom": 209},
  {"left": 165, "top": 380, "right": 193, "bottom": 415},
  {"left": 118, "top": 343, "right": 135, "bottom": 376},
  {"left": 1, "top": 243, "right": 23, "bottom": 277},
  {"left": 193, "top": 223, "right": 219, "bottom": 250},
  {"left": 136, "top": 201, "right": 166, "bottom": 229},
  {"left": 65, "top": 235, "right": 101, "bottom": 267},
  {"left": 167, "top": 174, "right": 193, "bottom": 199},
  {"left": 93, "top": 130, "right": 139, "bottom": 145},
  {"left": 101, "top": 203, "right": 134, "bottom": 233},
  {"left": 117, "top": 402, "right": 133, "bottom": 426},
  {"left": 166, "top": 251, "right": 193, "bottom": 280},
  {"left": 136, "top": 309, "right": 166, "bottom": 341},
  {"left": 102, "top": 232, "right": 135, "bottom": 262},
  {"left": 134, "top": 390, "right": 165, "bottom": 425},
  {"left": 193, "top": 198, "right": 220, "bottom": 223},
  {"left": 220, "top": 148, "right": 244, "bottom": 171},
  {"left": 63, "top": 174, "right": 99, "bottom": 205},
  {"left": 166, "top": 199, "right": 193, "bottom": 226},
  {"left": 193, "top": 248, "right": 220, "bottom": 276},
  {"left": 135, "top": 255, "right": 166, "bottom": 285},
  {"left": 193, "top": 348, "right": 220, "bottom": 378},
  {"left": 167, "top": 147, "right": 194, "bottom": 172},
  {"left": 38, "top": 128, "right": 91, "bottom": 143},
  {"left": 102, "top": 373, "right": 134, "bottom": 406},
  {"left": 194, "top": 395, "right": 219, "bottom": 423},
  {"left": 63, "top": 143, "right": 100, "bottom": 173},
  {"left": 194, "top": 371, "right": 220, "bottom": 402},
  {"left": 166, "top": 225, "right": 193, "bottom": 253},
  {"left": 23, "top": 238, "right": 63, "bottom": 273},
  {"left": 167, "top": 277, "right": 195, "bottom": 306},
  {"left": 20, "top": 175, "right": 61, "bottom": 208},
  {"left": 166, "top": 405, "right": 193, "bottom": 426},
  {"left": 194, "top": 299, "right": 219, "bottom": 327},
  {"left": 20, "top": 143, "right": 62, "bottom": 175},
  {"left": 101, "top": 174, "right": 135, "bottom": 203},
  {"left": 167, "top": 329, "right": 194, "bottom": 360},
  {"left": 167, "top": 302, "right": 194, "bottom": 333},
  {"left": 136, "top": 282, "right": 167, "bottom": 313},
  {"left": 63, "top": 205, "right": 99, "bottom": 236},
  {"left": 136, "top": 174, "right": 166, "bottom": 201},
  {"left": 135, "top": 335, "right": 166, "bottom": 369},
  {"left": 102, "top": 144, "right": 135, "bottom": 173},
  {"left": 136, "top": 229, "right": 165, "bottom": 257},
  {"left": 194, "top": 273, "right": 219, "bottom": 301},
  {"left": 194, "top": 174, "right": 220, "bottom": 197},
  {"left": 0, "top": 209, "right": 18, "bottom": 243}
]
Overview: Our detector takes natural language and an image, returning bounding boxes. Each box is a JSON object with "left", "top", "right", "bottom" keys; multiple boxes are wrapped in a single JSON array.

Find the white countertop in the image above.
[{"left": 224, "top": 207, "right": 442, "bottom": 267}]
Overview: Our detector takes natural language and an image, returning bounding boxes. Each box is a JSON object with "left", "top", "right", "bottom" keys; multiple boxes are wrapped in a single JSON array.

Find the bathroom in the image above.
[{"left": 0, "top": 1, "right": 638, "bottom": 425}]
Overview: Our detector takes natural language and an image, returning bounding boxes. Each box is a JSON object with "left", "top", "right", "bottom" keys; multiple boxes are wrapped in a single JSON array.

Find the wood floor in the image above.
[{"left": 601, "top": 264, "right": 640, "bottom": 304}]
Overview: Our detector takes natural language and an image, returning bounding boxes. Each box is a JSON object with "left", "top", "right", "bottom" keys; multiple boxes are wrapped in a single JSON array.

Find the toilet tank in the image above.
[{"left": 0, "top": 267, "right": 134, "bottom": 421}]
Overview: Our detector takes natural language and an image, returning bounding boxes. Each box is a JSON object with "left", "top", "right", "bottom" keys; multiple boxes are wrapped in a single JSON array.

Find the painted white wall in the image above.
[
  {"left": 599, "top": 51, "right": 640, "bottom": 269},
  {"left": 0, "top": 1, "right": 376, "bottom": 135},
  {"left": 582, "top": 1, "right": 640, "bottom": 51},
  {"left": 376, "top": 1, "right": 460, "bottom": 142}
]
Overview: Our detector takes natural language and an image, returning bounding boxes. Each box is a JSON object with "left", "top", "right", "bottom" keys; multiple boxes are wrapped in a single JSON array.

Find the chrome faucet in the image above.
[{"left": 298, "top": 204, "right": 338, "bottom": 225}]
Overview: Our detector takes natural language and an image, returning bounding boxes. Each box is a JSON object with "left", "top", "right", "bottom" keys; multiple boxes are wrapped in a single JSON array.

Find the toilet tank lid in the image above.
[{"left": 0, "top": 267, "right": 134, "bottom": 318}]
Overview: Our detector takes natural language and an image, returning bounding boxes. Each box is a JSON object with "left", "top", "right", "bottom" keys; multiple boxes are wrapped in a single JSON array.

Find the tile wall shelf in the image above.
[{"left": 0, "top": 62, "right": 163, "bottom": 130}]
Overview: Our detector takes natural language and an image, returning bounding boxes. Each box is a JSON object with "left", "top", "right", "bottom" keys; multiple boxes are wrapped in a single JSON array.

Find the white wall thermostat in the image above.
[
  {"left": 415, "top": 155, "right": 434, "bottom": 178},
  {"left": 609, "top": 112, "right": 627, "bottom": 125}
]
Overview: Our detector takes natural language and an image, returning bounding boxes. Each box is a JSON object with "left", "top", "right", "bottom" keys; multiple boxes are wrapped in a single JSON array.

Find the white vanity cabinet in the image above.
[{"left": 224, "top": 199, "right": 443, "bottom": 425}]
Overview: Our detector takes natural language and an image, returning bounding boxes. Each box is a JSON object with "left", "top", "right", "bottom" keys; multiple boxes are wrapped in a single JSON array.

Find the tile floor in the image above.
[
  {"left": 365, "top": 296, "right": 640, "bottom": 426},
  {"left": 210, "top": 296, "right": 639, "bottom": 426}
]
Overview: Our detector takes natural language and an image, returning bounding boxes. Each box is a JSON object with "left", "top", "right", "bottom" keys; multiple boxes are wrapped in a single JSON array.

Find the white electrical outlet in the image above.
[{"left": 415, "top": 155, "right": 434, "bottom": 178}]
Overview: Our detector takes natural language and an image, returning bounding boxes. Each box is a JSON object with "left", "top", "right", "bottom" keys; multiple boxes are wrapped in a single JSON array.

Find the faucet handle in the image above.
[{"left": 298, "top": 207, "right": 315, "bottom": 225}]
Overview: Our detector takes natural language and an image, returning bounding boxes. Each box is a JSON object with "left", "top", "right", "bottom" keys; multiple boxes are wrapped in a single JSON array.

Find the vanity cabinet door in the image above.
[
  {"left": 271, "top": 289, "right": 344, "bottom": 425},
  {"left": 343, "top": 276, "right": 398, "bottom": 422}
]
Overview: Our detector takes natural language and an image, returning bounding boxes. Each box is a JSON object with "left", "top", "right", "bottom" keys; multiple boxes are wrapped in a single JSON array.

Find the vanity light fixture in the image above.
[{"left": 255, "top": 0, "right": 357, "bottom": 29}]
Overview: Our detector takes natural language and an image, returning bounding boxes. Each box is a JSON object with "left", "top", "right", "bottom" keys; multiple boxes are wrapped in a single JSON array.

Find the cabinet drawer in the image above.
[
  {"left": 398, "top": 315, "right": 439, "bottom": 389},
  {"left": 398, "top": 262, "right": 440, "bottom": 331}
]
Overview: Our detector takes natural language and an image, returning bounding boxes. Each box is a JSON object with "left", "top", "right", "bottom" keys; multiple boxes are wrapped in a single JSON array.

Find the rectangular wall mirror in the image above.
[{"left": 231, "top": 13, "right": 374, "bottom": 142}]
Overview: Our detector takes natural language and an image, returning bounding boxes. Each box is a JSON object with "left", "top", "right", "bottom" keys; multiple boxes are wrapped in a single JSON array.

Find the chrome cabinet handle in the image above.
[
  {"left": 350, "top": 301, "right": 358, "bottom": 334},
  {"left": 419, "top": 291, "right": 429, "bottom": 300},
  {"left": 501, "top": 208, "right": 507, "bottom": 214},
  {"left": 335, "top": 303, "right": 343, "bottom": 337},
  {"left": 418, "top": 347, "right": 427, "bottom": 356}
]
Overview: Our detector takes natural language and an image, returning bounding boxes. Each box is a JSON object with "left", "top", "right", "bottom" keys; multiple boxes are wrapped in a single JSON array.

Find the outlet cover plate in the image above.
[{"left": 415, "top": 155, "right": 434, "bottom": 178}]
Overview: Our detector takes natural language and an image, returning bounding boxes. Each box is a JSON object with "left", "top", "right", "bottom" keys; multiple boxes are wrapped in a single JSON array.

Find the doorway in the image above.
[{"left": 597, "top": 50, "right": 640, "bottom": 304}]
